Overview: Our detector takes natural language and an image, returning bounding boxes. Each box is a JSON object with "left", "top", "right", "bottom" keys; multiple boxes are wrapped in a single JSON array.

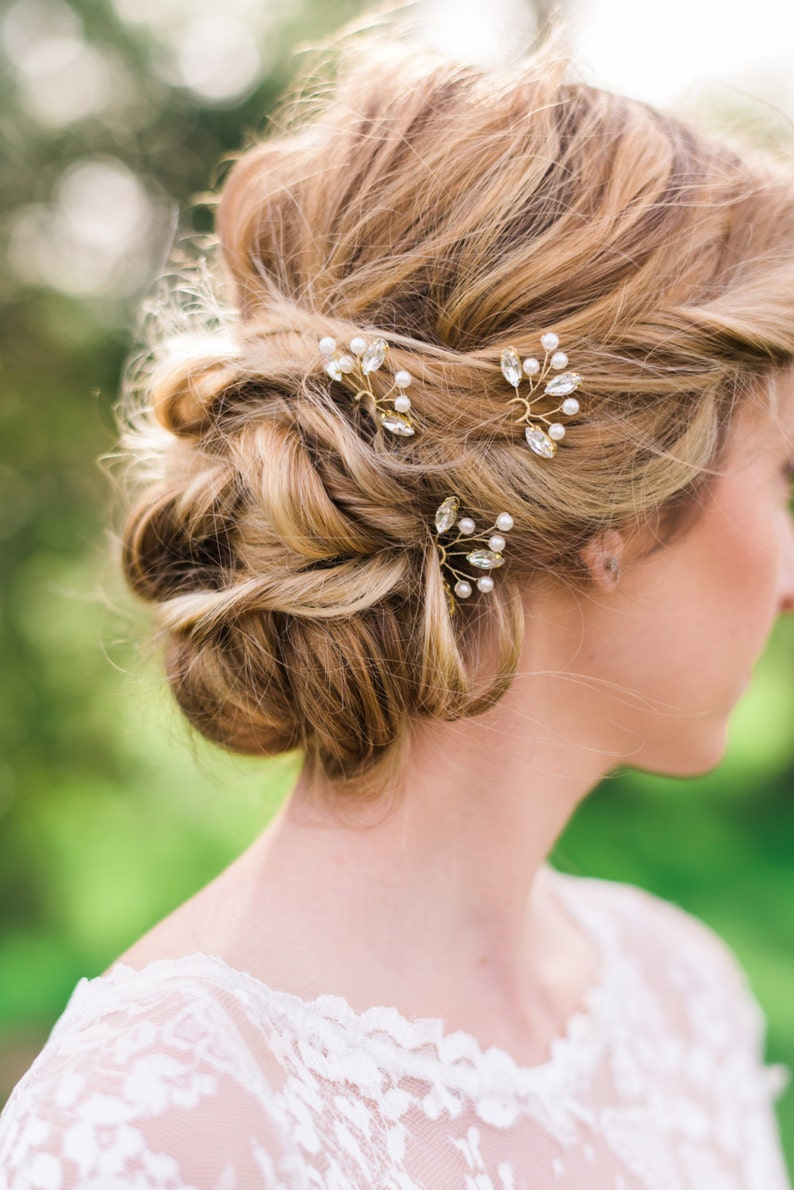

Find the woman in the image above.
[{"left": 1, "top": 25, "right": 793, "bottom": 1189}]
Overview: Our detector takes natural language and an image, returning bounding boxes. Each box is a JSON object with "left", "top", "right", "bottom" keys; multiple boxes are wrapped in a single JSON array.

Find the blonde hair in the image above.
[{"left": 120, "top": 34, "right": 794, "bottom": 797}]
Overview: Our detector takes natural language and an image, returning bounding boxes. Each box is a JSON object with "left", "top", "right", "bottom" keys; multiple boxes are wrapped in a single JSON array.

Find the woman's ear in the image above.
[{"left": 580, "top": 529, "right": 625, "bottom": 591}]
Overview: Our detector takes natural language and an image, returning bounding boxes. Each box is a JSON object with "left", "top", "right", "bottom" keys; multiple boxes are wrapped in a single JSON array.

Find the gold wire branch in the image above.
[
  {"left": 319, "top": 335, "right": 416, "bottom": 437},
  {"left": 500, "top": 332, "right": 583, "bottom": 458},
  {"left": 434, "top": 497, "right": 514, "bottom": 613}
]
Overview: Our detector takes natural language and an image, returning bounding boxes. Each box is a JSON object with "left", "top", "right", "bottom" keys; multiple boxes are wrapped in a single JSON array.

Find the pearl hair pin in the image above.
[
  {"left": 434, "top": 496, "right": 514, "bottom": 613},
  {"left": 319, "top": 335, "right": 416, "bottom": 437},
  {"left": 500, "top": 332, "right": 583, "bottom": 457}
]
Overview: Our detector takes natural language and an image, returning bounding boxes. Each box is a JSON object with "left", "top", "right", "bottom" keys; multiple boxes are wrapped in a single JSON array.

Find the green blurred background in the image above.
[{"left": 1, "top": 0, "right": 793, "bottom": 1173}]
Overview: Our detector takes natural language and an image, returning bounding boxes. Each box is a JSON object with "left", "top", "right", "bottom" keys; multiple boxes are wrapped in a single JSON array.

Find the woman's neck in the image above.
[
  {"left": 128, "top": 586, "right": 633, "bottom": 1059},
  {"left": 215, "top": 611, "right": 625, "bottom": 1055}
]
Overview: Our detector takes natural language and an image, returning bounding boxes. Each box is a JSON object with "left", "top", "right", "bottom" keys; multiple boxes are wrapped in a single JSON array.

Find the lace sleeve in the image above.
[
  {"left": 589, "top": 877, "right": 790, "bottom": 1100},
  {"left": 0, "top": 974, "right": 298, "bottom": 1190},
  {"left": 2, "top": 891, "right": 790, "bottom": 1190}
]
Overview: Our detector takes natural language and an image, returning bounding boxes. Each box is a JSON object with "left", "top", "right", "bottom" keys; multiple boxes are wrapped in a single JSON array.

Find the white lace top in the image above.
[{"left": 0, "top": 872, "right": 789, "bottom": 1190}]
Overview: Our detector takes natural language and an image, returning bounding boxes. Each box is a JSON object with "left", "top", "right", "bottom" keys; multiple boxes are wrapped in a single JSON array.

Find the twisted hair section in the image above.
[{"left": 119, "top": 32, "right": 794, "bottom": 796}]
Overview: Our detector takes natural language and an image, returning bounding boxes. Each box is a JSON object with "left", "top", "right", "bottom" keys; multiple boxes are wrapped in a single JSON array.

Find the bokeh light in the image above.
[{"left": 8, "top": 159, "right": 165, "bottom": 298}]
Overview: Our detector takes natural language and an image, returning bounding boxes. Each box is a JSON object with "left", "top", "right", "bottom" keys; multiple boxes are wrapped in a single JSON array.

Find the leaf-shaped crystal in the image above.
[
  {"left": 325, "top": 358, "right": 343, "bottom": 381},
  {"left": 500, "top": 347, "right": 522, "bottom": 388},
  {"left": 525, "top": 425, "right": 557, "bottom": 458},
  {"left": 362, "top": 337, "right": 388, "bottom": 374},
  {"left": 466, "top": 549, "right": 505, "bottom": 570},
  {"left": 435, "top": 496, "right": 460, "bottom": 533},
  {"left": 544, "top": 372, "right": 582, "bottom": 397},
  {"left": 380, "top": 410, "right": 415, "bottom": 436}
]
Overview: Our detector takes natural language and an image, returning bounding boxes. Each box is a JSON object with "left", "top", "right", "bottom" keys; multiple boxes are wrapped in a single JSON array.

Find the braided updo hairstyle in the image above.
[{"left": 120, "top": 33, "right": 794, "bottom": 796}]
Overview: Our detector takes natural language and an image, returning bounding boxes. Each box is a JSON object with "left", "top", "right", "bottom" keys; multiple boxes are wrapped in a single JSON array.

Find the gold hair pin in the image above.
[
  {"left": 434, "top": 496, "right": 514, "bottom": 613},
  {"left": 319, "top": 336, "right": 415, "bottom": 437},
  {"left": 500, "top": 332, "right": 583, "bottom": 457}
]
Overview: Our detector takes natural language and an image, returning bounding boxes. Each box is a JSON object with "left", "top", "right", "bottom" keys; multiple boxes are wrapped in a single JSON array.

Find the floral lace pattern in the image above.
[{"left": 0, "top": 873, "right": 790, "bottom": 1189}]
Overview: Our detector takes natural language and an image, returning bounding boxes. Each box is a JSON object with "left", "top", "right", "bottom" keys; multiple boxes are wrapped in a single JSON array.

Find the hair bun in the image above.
[{"left": 119, "top": 35, "right": 794, "bottom": 795}]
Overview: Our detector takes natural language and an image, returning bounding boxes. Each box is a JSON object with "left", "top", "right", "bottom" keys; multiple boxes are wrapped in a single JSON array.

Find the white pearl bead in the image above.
[
  {"left": 394, "top": 394, "right": 411, "bottom": 412},
  {"left": 548, "top": 422, "right": 566, "bottom": 440},
  {"left": 319, "top": 336, "right": 336, "bottom": 356},
  {"left": 476, "top": 576, "right": 494, "bottom": 593},
  {"left": 550, "top": 351, "right": 568, "bottom": 370},
  {"left": 458, "top": 517, "right": 476, "bottom": 535},
  {"left": 338, "top": 355, "right": 354, "bottom": 373},
  {"left": 394, "top": 369, "right": 412, "bottom": 388},
  {"left": 350, "top": 336, "right": 367, "bottom": 355},
  {"left": 495, "top": 512, "right": 514, "bottom": 532},
  {"left": 488, "top": 534, "right": 506, "bottom": 552},
  {"left": 454, "top": 580, "right": 472, "bottom": 598},
  {"left": 561, "top": 397, "right": 580, "bottom": 416},
  {"left": 522, "top": 357, "right": 540, "bottom": 376},
  {"left": 540, "top": 332, "right": 560, "bottom": 352}
]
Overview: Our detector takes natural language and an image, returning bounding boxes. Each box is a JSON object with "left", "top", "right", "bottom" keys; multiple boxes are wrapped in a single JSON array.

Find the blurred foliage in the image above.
[{"left": 1, "top": 0, "right": 794, "bottom": 1176}]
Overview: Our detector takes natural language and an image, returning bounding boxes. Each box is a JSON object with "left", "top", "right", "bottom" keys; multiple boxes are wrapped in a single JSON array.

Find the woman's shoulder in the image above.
[
  {"left": 548, "top": 866, "right": 765, "bottom": 1039},
  {"left": 552, "top": 867, "right": 735, "bottom": 950},
  {"left": 551, "top": 866, "right": 742, "bottom": 969},
  {"left": 0, "top": 956, "right": 295, "bottom": 1188},
  {"left": 1, "top": 952, "right": 291, "bottom": 1096}
]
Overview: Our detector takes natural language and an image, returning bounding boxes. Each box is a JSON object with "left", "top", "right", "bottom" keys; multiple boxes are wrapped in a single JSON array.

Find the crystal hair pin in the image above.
[
  {"left": 434, "top": 496, "right": 514, "bottom": 613},
  {"left": 500, "top": 332, "right": 583, "bottom": 458},
  {"left": 319, "top": 336, "right": 415, "bottom": 437}
]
